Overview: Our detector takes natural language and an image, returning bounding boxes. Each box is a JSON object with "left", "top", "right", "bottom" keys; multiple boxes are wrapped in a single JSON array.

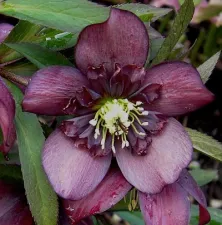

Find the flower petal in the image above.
[
  {"left": 139, "top": 183, "right": 190, "bottom": 225},
  {"left": 116, "top": 118, "right": 192, "bottom": 194},
  {"left": 42, "top": 129, "right": 112, "bottom": 200},
  {"left": 75, "top": 8, "right": 149, "bottom": 75},
  {"left": 0, "top": 78, "right": 16, "bottom": 155},
  {"left": 178, "top": 170, "right": 211, "bottom": 225},
  {"left": 144, "top": 62, "right": 214, "bottom": 116},
  {"left": 63, "top": 168, "right": 132, "bottom": 223},
  {"left": 0, "top": 181, "right": 33, "bottom": 225},
  {"left": 22, "top": 66, "right": 90, "bottom": 116},
  {"left": 0, "top": 23, "right": 13, "bottom": 43}
]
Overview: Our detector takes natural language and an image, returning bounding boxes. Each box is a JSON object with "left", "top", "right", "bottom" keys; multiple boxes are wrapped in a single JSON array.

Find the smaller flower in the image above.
[
  {"left": 63, "top": 169, "right": 210, "bottom": 225},
  {"left": 0, "top": 180, "right": 33, "bottom": 225},
  {"left": 0, "top": 78, "right": 16, "bottom": 155}
]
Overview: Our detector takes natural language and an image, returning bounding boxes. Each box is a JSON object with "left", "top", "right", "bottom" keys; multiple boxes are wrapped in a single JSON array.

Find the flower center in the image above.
[{"left": 89, "top": 98, "right": 149, "bottom": 153}]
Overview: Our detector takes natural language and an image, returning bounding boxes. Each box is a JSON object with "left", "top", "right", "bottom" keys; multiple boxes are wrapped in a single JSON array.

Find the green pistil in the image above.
[{"left": 89, "top": 98, "right": 149, "bottom": 153}]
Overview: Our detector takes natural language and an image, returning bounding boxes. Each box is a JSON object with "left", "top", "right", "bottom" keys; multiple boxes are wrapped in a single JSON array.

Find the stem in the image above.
[{"left": 0, "top": 69, "right": 28, "bottom": 86}]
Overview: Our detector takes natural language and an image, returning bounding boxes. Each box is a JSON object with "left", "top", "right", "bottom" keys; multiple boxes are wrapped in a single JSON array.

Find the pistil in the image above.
[{"left": 89, "top": 98, "right": 149, "bottom": 153}]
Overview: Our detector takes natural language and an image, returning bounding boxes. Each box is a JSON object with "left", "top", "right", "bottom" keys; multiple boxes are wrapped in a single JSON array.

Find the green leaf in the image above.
[
  {"left": 0, "top": 0, "right": 170, "bottom": 35},
  {"left": 198, "top": 51, "right": 221, "bottom": 83},
  {"left": 6, "top": 43, "right": 72, "bottom": 68},
  {"left": 151, "top": 0, "right": 194, "bottom": 65},
  {"left": 6, "top": 82, "right": 58, "bottom": 225},
  {"left": 179, "top": 0, "right": 202, "bottom": 6},
  {"left": 0, "top": 20, "right": 41, "bottom": 63},
  {"left": 186, "top": 128, "right": 222, "bottom": 162},
  {"left": 115, "top": 211, "right": 144, "bottom": 225},
  {"left": 115, "top": 4, "right": 172, "bottom": 22},
  {"left": 189, "top": 169, "right": 218, "bottom": 186},
  {"left": 4, "top": 60, "right": 38, "bottom": 76},
  {"left": 0, "top": 164, "right": 23, "bottom": 181},
  {"left": 0, "top": 0, "right": 109, "bottom": 33},
  {"left": 191, "top": 205, "right": 222, "bottom": 225},
  {"left": 0, "top": 152, "right": 20, "bottom": 165}
]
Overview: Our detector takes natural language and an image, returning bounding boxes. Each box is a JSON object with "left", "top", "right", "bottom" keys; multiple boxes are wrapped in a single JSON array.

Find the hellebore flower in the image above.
[
  {"left": 63, "top": 169, "right": 210, "bottom": 225},
  {"left": 22, "top": 8, "right": 213, "bottom": 224},
  {"left": 0, "top": 180, "right": 33, "bottom": 225},
  {"left": 0, "top": 23, "right": 13, "bottom": 43},
  {"left": 0, "top": 78, "right": 16, "bottom": 155}
]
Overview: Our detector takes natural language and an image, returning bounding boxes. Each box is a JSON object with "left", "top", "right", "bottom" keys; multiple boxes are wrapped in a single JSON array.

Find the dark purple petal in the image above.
[
  {"left": 0, "top": 181, "right": 33, "bottom": 225},
  {"left": 0, "top": 78, "right": 16, "bottom": 155},
  {"left": 0, "top": 23, "right": 13, "bottom": 43},
  {"left": 139, "top": 183, "right": 190, "bottom": 225},
  {"left": 76, "top": 218, "right": 94, "bottom": 225},
  {"left": 75, "top": 8, "right": 149, "bottom": 75},
  {"left": 144, "top": 62, "right": 214, "bottom": 116},
  {"left": 42, "top": 129, "right": 112, "bottom": 200},
  {"left": 116, "top": 118, "right": 192, "bottom": 194},
  {"left": 22, "top": 66, "right": 90, "bottom": 116},
  {"left": 63, "top": 168, "right": 132, "bottom": 223},
  {"left": 178, "top": 170, "right": 211, "bottom": 225}
]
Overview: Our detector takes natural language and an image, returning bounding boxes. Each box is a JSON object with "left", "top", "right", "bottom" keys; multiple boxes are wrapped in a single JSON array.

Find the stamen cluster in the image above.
[{"left": 89, "top": 99, "right": 149, "bottom": 153}]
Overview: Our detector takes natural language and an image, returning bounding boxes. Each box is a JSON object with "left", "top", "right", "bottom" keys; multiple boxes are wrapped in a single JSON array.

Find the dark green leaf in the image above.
[
  {"left": 5, "top": 61, "right": 38, "bottom": 76},
  {"left": 198, "top": 51, "right": 221, "bottom": 83},
  {"left": 115, "top": 211, "right": 144, "bottom": 225},
  {"left": 6, "top": 82, "right": 58, "bottom": 225},
  {"left": 191, "top": 205, "right": 222, "bottom": 225},
  {"left": 152, "top": 0, "right": 194, "bottom": 65},
  {"left": 0, "top": 164, "right": 23, "bottom": 181},
  {"left": 115, "top": 4, "right": 172, "bottom": 22},
  {"left": 0, "top": 0, "right": 170, "bottom": 35},
  {"left": 6, "top": 43, "right": 72, "bottom": 68},
  {"left": 189, "top": 169, "right": 218, "bottom": 186},
  {"left": 0, "top": 21, "right": 41, "bottom": 63},
  {"left": 0, "top": 0, "right": 109, "bottom": 33},
  {"left": 0, "top": 152, "right": 20, "bottom": 165},
  {"left": 186, "top": 128, "right": 222, "bottom": 162}
]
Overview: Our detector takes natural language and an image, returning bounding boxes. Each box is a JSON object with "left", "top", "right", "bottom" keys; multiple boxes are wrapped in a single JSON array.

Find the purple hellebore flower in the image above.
[
  {"left": 0, "top": 23, "right": 13, "bottom": 43},
  {"left": 22, "top": 8, "right": 213, "bottom": 224},
  {"left": 0, "top": 180, "right": 33, "bottom": 225},
  {"left": 0, "top": 78, "right": 16, "bottom": 155},
  {"left": 63, "top": 169, "right": 210, "bottom": 225}
]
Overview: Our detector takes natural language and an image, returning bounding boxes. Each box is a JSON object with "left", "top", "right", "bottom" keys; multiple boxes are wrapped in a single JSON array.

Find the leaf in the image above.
[
  {"left": 0, "top": 20, "right": 41, "bottom": 63},
  {"left": 116, "top": 211, "right": 144, "bottom": 225},
  {"left": 186, "top": 128, "right": 222, "bottom": 162},
  {"left": 179, "top": 0, "right": 202, "bottom": 6},
  {"left": 191, "top": 205, "right": 222, "bottom": 225},
  {"left": 0, "top": 152, "right": 20, "bottom": 165},
  {"left": 115, "top": 4, "right": 172, "bottom": 22},
  {"left": 151, "top": 0, "right": 194, "bottom": 65},
  {"left": 189, "top": 169, "right": 218, "bottom": 186},
  {"left": 0, "top": 0, "right": 170, "bottom": 35},
  {"left": 6, "top": 82, "right": 58, "bottom": 225},
  {"left": 0, "top": 164, "right": 23, "bottom": 181},
  {"left": 198, "top": 51, "right": 221, "bottom": 83},
  {"left": 4, "top": 60, "right": 38, "bottom": 76},
  {"left": 0, "top": 0, "right": 109, "bottom": 33},
  {"left": 6, "top": 43, "right": 73, "bottom": 68}
]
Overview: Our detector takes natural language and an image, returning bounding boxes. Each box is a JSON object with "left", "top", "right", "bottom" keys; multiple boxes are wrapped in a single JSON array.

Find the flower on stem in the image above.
[
  {"left": 22, "top": 8, "right": 213, "bottom": 224},
  {"left": 0, "top": 78, "right": 16, "bottom": 155},
  {"left": 0, "top": 180, "right": 33, "bottom": 225}
]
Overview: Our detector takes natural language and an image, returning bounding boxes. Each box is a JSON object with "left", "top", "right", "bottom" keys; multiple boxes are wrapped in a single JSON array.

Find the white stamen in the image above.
[
  {"left": 139, "top": 132, "right": 146, "bottom": 136},
  {"left": 89, "top": 119, "right": 97, "bottom": 126},
  {"left": 137, "top": 107, "right": 144, "bottom": 111},
  {"left": 142, "top": 122, "right": 149, "bottom": 126},
  {"left": 112, "top": 145, "right": 116, "bottom": 154},
  {"left": 142, "top": 111, "right": 149, "bottom": 115},
  {"left": 136, "top": 101, "right": 143, "bottom": 106}
]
